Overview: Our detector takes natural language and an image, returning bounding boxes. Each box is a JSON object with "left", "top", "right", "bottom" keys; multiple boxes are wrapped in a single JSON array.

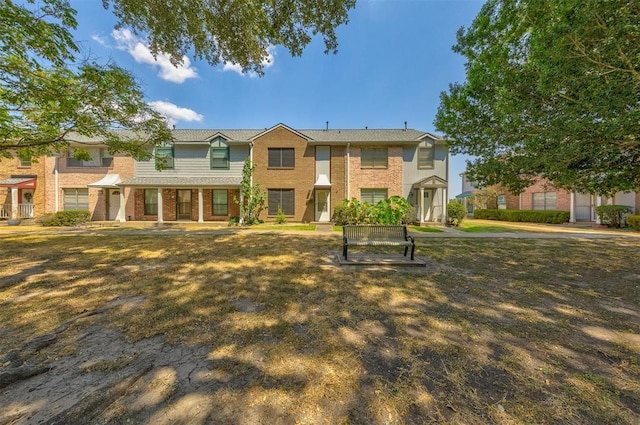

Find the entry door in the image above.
[
  {"left": 575, "top": 193, "right": 594, "bottom": 221},
  {"left": 177, "top": 190, "right": 192, "bottom": 220},
  {"left": 21, "top": 189, "right": 34, "bottom": 218},
  {"left": 108, "top": 189, "right": 120, "bottom": 220},
  {"left": 315, "top": 189, "right": 330, "bottom": 222}
]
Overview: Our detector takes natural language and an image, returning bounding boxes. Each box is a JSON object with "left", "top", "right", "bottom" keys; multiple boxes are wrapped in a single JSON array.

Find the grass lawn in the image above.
[
  {"left": 458, "top": 220, "right": 531, "bottom": 233},
  {"left": 0, "top": 231, "right": 639, "bottom": 423}
]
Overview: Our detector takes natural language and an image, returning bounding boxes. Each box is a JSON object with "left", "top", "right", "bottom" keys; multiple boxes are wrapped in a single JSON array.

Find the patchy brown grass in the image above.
[{"left": 0, "top": 231, "right": 639, "bottom": 424}]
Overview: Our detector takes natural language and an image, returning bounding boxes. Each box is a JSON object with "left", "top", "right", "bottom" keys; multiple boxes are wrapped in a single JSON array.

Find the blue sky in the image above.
[{"left": 71, "top": 0, "right": 484, "bottom": 194}]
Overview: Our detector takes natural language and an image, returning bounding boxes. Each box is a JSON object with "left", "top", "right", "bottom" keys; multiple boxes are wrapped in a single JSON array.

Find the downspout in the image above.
[
  {"left": 54, "top": 154, "right": 59, "bottom": 212},
  {"left": 346, "top": 143, "right": 350, "bottom": 199}
]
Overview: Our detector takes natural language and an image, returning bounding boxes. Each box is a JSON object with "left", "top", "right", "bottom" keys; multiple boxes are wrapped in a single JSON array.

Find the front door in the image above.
[
  {"left": 575, "top": 193, "right": 594, "bottom": 221},
  {"left": 315, "top": 189, "right": 330, "bottom": 222},
  {"left": 177, "top": 189, "right": 192, "bottom": 220},
  {"left": 20, "top": 189, "right": 34, "bottom": 218},
  {"left": 108, "top": 189, "right": 120, "bottom": 220}
]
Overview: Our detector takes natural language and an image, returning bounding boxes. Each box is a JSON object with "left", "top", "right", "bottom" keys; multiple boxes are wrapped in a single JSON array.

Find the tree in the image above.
[
  {"left": 435, "top": 0, "right": 640, "bottom": 196},
  {"left": 0, "top": 0, "right": 172, "bottom": 161},
  {"left": 235, "top": 158, "right": 266, "bottom": 225},
  {"left": 1, "top": 0, "right": 355, "bottom": 160},
  {"left": 104, "top": 0, "right": 356, "bottom": 75}
]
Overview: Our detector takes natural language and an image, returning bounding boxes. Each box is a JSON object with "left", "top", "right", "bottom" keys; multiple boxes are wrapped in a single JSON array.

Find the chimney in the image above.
[
  {"left": 404, "top": 121, "right": 407, "bottom": 131},
  {"left": 325, "top": 121, "right": 329, "bottom": 131}
]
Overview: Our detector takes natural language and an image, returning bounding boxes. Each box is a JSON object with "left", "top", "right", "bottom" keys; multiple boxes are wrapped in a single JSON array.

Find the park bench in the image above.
[{"left": 342, "top": 225, "right": 415, "bottom": 261}]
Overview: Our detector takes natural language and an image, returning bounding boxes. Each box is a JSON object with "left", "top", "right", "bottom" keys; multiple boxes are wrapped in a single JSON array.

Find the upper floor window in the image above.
[
  {"left": 418, "top": 147, "right": 434, "bottom": 169},
  {"left": 67, "top": 148, "right": 113, "bottom": 167},
  {"left": 533, "top": 192, "right": 556, "bottom": 210},
  {"left": 155, "top": 146, "right": 175, "bottom": 170},
  {"left": 210, "top": 138, "right": 230, "bottom": 170},
  {"left": 361, "top": 148, "right": 387, "bottom": 169},
  {"left": 361, "top": 188, "right": 388, "bottom": 205},
  {"left": 268, "top": 148, "right": 295, "bottom": 168},
  {"left": 18, "top": 154, "right": 31, "bottom": 167}
]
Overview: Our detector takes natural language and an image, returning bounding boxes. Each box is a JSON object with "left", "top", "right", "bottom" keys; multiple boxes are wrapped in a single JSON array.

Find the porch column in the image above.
[
  {"left": 419, "top": 187, "right": 425, "bottom": 224},
  {"left": 569, "top": 192, "right": 576, "bottom": 223},
  {"left": 198, "top": 188, "right": 204, "bottom": 223},
  {"left": 239, "top": 192, "right": 244, "bottom": 224},
  {"left": 441, "top": 187, "right": 448, "bottom": 224},
  {"left": 117, "top": 189, "right": 126, "bottom": 222},
  {"left": 10, "top": 187, "right": 18, "bottom": 219},
  {"left": 157, "top": 188, "right": 164, "bottom": 223},
  {"left": 595, "top": 195, "right": 602, "bottom": 224}
]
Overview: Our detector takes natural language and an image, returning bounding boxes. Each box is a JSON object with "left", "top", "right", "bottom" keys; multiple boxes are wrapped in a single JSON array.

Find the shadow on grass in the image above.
[{"left": 0, "top": 233, "right": 638, "bottom": 423}]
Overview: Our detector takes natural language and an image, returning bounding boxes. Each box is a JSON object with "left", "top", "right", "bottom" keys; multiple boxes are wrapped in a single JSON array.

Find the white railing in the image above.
[{"left": 0, "top": 204, "right": 34, "bottom": 219}]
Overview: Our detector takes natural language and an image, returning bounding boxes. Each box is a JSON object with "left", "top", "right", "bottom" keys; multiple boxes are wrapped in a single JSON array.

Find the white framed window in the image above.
[
  {"left": 63, "top": 189, "right": 89, "bottom": 210},
  {"left": 418, "top": 147, "right": 434, "bottom": 169},
  {"left": 361, "top": 188, "right": 388, "bottom": 205},
  {"left": 533, "top": 192, "right": 557, "bottom": 210}
]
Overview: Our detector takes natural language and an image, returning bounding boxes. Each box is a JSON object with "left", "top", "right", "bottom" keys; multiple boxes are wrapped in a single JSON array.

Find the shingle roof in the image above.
[
  {"left": 119, "top": 177, "right": 242, "bottom": 187},
  {"left": 66, "top": 127, "right": 444, "bottom": 144}
]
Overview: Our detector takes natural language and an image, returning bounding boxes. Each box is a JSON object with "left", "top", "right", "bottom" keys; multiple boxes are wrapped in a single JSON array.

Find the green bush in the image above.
[
  {"left": 333, "top": 196, "right": 414, "bottom": 225},
  {"left": 371, "top": 196, "right": 414, "bottom": 224},
  {"left": 473, "top": 209, "right": 569, "bottom": 224},
  {"left": 627, "top": 214, "right": 640, "bottom": 231},
  {"left": 275, "top": 206, "right": 287, "bottom": 224},
  {"left": 446, "top": 201, "right": 467, "bottom": 227},
  {"left": 595, "top": 205, "right": 633, "bottom": 228},
  {"left": 38, "top": 210, "right": 91, "bottom": 226}
]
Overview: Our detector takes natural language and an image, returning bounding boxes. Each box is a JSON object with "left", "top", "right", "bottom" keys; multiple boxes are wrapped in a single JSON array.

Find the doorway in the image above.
[
  {"left": 315, "top": 189, "right": 330, "bottom": 222},
  {"left": 108, "top": 189, "right": 120, "bottom": 220},
  {"left": 176, "top": 189, "right": 192, "bottom": 220}
]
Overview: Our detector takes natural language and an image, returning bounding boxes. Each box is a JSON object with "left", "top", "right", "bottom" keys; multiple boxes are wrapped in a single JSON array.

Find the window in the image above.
[
  {"left": 63, "top": 189, "right": 89, "bottom": 210},
  {"left": 66, "top": 148, "right": 112, "bottom": 167},
  {"left": 212, "top": 189, "right": 228, "bottom": 215},
  {"left": 361, "top": 189, "right": 388, "bottom": 205},
  {"left": 418, "top": 147, "right": 434, "bottom": 169},
  {"left": 361, "top": 148, "right": 388, "bottom": 168},
  {"left": 144, "top": 189, "right": 158, "bottom": 215},
  {"left": 155, "top": 146, "right": 174, "bottom": 170},
  {"left": 210, "top": 147, "right": 230, "bottom": 169},
  {"left": 18, "top": 154, "right": 31, "bottom": 167},
  {"left": 268, "top": 189, "right": 294, "bottom": 215},
  {"left": 497, "top": 195, "right": 507, "bottom": 210},
  {"left": 101, "top": 150, "right": 113, "bottom": 167},
  {"left": 533, "top": 192, "right": 557, "bottom": 210},
  {"left": 268, "top": 148, "right": 295, "bottom": 168}
]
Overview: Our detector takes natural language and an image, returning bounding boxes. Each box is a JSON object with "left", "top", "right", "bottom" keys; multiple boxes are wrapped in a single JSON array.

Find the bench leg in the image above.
[
  {"left": 343, "top": 244, "right": 348, "bottom": 260},
  {"left": 403, "top": 246, "right": 408, "bottom": 257},
  {"left": 410, "top": 244, "right": 415, "bottom": 261}
]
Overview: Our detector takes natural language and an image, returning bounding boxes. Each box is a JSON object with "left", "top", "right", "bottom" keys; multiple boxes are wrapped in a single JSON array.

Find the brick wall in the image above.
[
  {"left": 349, "top": 146, "right": 403, "bottom": 200},
  {"left": 253, "top": 127, "right": 316, "bottom": 222},
  {"left": 133, "top": 188, "right": 240, "bottom": 221},
  {"left": 519, "top": 179, "right": 571, "bottom": 211}
]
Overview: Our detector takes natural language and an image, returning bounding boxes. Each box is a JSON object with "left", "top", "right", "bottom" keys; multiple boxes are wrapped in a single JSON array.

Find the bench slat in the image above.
[{"left": 342, "top": 225, "right": 415, "bottom": 261}]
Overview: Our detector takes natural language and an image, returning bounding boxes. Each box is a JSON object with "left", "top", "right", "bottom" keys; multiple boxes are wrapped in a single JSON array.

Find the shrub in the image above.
[
  {"left": 473, "top": 209, "right": 569, "bottom": 224},
  {"left": 332, "top": 198, "right": 373, "bottom": 225},
  {"left": 595, "top": 205, "right": 633, "bottom": 228},
  {"left": 275, "top": 206, "right": 287, "bottom": 224},
  {"left": 446, "top": 201, "right": 467, "bottom": 227},
  {"left": 371, "top": 196, "right": 414, "bottom": 224},
  {"left": 627, "top": 214, "right": 640, "bottom": 231},
  {"left": 38, "top": 210, "right": 91, "bottom": 226}
]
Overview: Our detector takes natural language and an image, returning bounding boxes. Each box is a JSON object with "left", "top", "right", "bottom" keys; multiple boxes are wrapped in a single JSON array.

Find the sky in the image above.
[{"left": 71, "top": 0, "right": 485, "bottom": 195}]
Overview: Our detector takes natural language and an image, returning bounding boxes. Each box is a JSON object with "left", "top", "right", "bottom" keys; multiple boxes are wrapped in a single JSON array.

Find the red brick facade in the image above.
[
  {"left": 349, "top": 146, "right": 403, "bottom": 199},
  {"left": 0, "top": 155, "right": 46, "bottom": 218}
]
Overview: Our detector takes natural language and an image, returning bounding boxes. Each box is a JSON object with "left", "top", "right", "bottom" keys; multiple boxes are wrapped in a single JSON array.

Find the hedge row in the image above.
[
  {"left": 473, "top": 209, "right": 570, "bottom": 224},
  {"left": 38, "top": 210, "right": 92, "bottom": 226},
  {"left": 628, "top": 215, "right": 640, "bottom": 231}
]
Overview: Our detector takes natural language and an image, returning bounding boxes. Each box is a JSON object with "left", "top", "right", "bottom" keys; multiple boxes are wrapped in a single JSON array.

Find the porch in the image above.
[{"left": 0, "top": 203, "right": 34, "bottom": 219}]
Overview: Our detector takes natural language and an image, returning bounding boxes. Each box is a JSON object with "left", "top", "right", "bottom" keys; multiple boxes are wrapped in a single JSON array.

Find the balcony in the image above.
[{"left": 0, "top": 204, "right": 35, "bottom": 219}]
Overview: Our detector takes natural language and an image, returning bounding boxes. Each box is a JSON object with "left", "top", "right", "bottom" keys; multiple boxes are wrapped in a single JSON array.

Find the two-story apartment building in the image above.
[
  {"left": 0, "top": 154, "right": 46, "bottom": 220},
  {"left": 19, "top": 123, "right": 449, "bottom": 224}
]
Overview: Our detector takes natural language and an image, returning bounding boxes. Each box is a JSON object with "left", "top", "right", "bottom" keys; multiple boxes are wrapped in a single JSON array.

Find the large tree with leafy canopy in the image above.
[
  {"left": 1, "top": 0, "right": 355, "bottom": 160},
  {"left": 435, "top": 0, "right": 640, "bottom": 196}
]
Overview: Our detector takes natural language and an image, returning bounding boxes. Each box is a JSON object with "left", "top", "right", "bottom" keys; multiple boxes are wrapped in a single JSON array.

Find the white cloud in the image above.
[
  {"left": 91, "top": 34, "right": 109, "bottom": 46},
  {"left": 148, "top": 101, "right": 204, "bottom": 127},
  {"left": 223, "top": 47, "right": 275, "bottom": 78},
  {"left": 111, "top": 29, "right": 197, "bottom": 84}
]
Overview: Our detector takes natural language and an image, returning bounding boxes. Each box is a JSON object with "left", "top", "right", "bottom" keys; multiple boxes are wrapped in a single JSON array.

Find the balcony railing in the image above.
[{"left": 0, "top": 204, "right": 35, "bottom": 219}]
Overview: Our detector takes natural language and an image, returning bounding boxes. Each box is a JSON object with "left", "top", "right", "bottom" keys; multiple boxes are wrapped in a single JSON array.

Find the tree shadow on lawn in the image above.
[{"left": 0, "top": 233, "right": 638, "bottom": 424}]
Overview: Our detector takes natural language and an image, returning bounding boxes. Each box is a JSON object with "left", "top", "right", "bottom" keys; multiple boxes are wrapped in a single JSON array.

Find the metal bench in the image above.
[{"left": 342, "top": 225, "right": 415, "bottom": 261}]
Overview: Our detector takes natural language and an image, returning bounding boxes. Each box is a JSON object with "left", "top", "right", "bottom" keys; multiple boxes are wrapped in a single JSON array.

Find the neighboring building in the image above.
[
  {"left": 6, "top": 123, "right": 450, "bottom": 223},
  {"left": 455, "top": 172, "right": 477, "bottom": 215},
  {"left": 0, "top": 154, "right": 46, "bottom": 220},
  {"left": 458, "top": 173, "right": 639, "bottom": 223}
]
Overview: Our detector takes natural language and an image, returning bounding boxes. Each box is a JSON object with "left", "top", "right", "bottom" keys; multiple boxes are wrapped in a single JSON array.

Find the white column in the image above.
[
  {"left": 346, "top": 143, "right": 351, "bottom": 199},
  {"left": 595, "top": 195, "right": 602, "bottom": 224},
  {"left": 441, "top": 188, "right": 448, "bottom": 224},
  {"left": 54, "top": 156, "right": 59, "bottom": 212},
  {"left": 569, "top": 192, "right": 576, "bottom": 223},
  {"left": 198, "top": 188, "right": 204, "bottom": 223},
  {"left": 10, "top": 187, "right": 18, "bottom": 219},
  {"left": 239, "top": 191, "right": 244, "bottom": 224},
  {"left": 157, "top": 188, "right": 163, "bottom": 223},
  {"left": 419, "top": 187, "right": 425, "bottom": 223},
  {"left": 117, "top": 188, "right": 126, "bottom": 222}
]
